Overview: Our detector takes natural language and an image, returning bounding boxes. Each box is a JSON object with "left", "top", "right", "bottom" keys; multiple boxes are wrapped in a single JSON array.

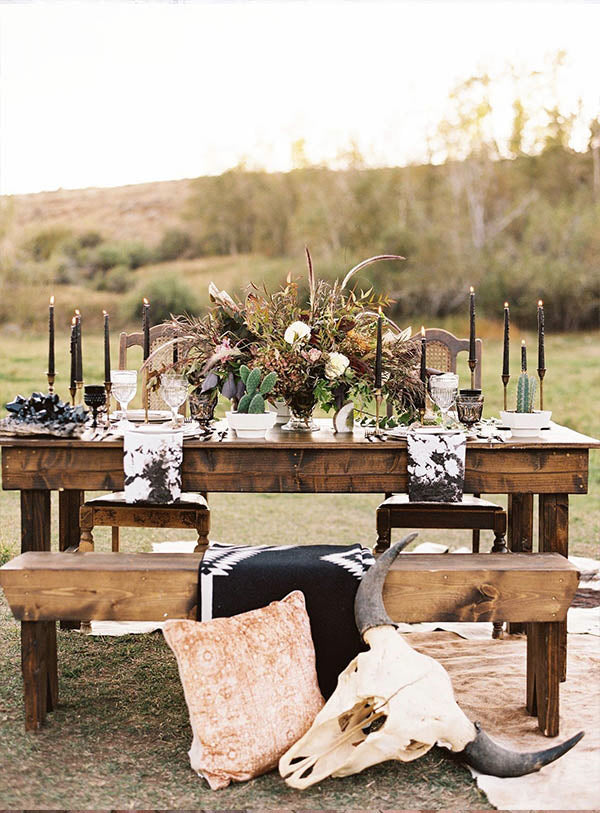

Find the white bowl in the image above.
[
  {"left": 500, "top": 410, "right": 552, "bottom": 437},
  {"left": 226, "top": 410, "right": 276, "bottom": 438}
]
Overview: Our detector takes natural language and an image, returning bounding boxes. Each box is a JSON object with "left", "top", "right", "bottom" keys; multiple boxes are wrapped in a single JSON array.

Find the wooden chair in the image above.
[
  {"left": 376, "top": 328, "right": 507, "bottom": 637},
  {"left": 79, "top": 325, "right": 210, "bottom": 555}
]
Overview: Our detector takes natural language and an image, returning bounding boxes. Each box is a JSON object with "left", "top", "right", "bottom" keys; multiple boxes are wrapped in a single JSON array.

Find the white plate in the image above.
[
  {"left": 411, "top": 426, "right": 461, "bottom": 435},
  {"left": 112, "top": 409, "right": 171, "bottom": 422}
]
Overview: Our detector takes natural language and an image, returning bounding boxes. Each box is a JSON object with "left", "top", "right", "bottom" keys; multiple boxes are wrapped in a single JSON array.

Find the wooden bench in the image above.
[{"left": 0, "top": 551, "right": 578, "bottom": 735}]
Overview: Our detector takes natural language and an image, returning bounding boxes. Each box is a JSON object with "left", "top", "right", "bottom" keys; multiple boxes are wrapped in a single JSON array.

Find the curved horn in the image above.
[
  {"left": 355, "top": 534, "right": 418, "bottom": 637},
  {"left": 458, "top": 722, "right": 584, "bottom": 777}
]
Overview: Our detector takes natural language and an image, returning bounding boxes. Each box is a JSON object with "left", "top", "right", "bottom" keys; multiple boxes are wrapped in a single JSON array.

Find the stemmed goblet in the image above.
[
  {"left": 83, "top": 385, "right": 106, "bottom": 429},
  {"left": 111, "top": 369, "right": 137, "bottom": 429},
  {"left": 160, "top": 372, "right": 188, "bottom": 426},
  {"left": 429, "top": 373, "right": 459, "bottom": 429}
]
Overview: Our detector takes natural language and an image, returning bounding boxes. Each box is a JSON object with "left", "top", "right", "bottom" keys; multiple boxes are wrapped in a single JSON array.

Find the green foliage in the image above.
[
  {"left": 0, "top": 542, "right": 12, "bottom": 566},
  {"left": 237, "top": 393, "right": 252, "bottom": 412},
  {"left": 516, "top": 372, "right": 537, "bottom": 413},
  {"left": 22, "top": 227, "right": 72, "bottom": 261},
  {"left": 239, "top": 364, "right": 250, "bottom": 384},
  {"left": 156, "top": 229, "right": 192, "bottom": 262},
  {"left": 123, "top": 275, "right": 200, "bottom": 324}
]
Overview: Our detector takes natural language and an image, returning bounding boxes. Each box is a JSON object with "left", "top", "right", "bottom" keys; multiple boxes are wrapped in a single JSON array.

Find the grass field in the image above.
[{"left": 0, "top": 327, "right": 598, "bottom": 808}]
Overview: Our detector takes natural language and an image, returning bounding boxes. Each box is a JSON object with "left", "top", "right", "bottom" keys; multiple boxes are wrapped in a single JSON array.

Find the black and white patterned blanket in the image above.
[{"left": 197, "top": 542, "right": 374, "bottom": 697}]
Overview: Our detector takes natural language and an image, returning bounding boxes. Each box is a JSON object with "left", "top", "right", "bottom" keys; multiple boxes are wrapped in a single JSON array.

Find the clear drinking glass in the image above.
[
  {"left": 160, "top": 373, "right": 188, "bottom": 425},
  {"left": 429, "top": 373, "right": 459, "bottom": 428},
  {"left": 111, "top": 369, "right": 137, "bottom": 428}
]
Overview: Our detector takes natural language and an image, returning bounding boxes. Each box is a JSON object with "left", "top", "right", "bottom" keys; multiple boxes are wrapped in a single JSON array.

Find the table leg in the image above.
[
  {"left": 539, "top": 493, "right": 569, "bottom": 681},
  {"left": 506, "top": 493, "right": 534, "bottom": 634},
  {"left": 20, "top": 490, "right": 58, "bottom": 728},
  {"left": 59, "top": 490, "right": 84, "bottom": 629}
]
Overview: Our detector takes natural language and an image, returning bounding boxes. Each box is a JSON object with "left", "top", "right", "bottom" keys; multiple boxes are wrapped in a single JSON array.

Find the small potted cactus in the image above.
[
  {"left": 226, "top": 365, "right": 278, "bottom": 438},
  {"left": 500, "top": 370, "right": 551, "bottom": 437}
]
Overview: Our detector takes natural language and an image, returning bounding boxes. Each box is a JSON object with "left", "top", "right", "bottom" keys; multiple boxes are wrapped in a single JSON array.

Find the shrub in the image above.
[
  {"left": 95, "top": 264, "right": 134, "bottom": 293},
  {"left": 156, "top": 229, "right": 192, "bottom": 262},
  {"left": 92, "top": 242, "right": 133, "bottom": 272},
  {"left": 22, "top": 227, "right": 72, "bottom": 261},
  {"left": 125, "top": 241, "right": 155, "bottom": 269},
  {"left": 123, "top": 275, "right": 200, "bottom": 324}
]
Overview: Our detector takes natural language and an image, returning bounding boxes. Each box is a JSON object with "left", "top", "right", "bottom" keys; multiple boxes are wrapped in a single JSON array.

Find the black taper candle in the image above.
[
  {"left": 48, "top": 296, "right": 55, "bottom": 377},
  {"left": 69, "top": 316, "right": 77, "bottom": 389},
  {"left": 374, "top": 307, "right": 383, "bottom": 389},
  {"left": 469, "top": 286, "right": 476, "bottom": 363},
  {"left": 103, "top": 310, "right": 111, "bottom": 382},
  {"left": 521, "top": 339, "right": 527, "bottom": 372},
  {"left": 75, "top": 309, "right": 82, "bottom": 382},
  {"left": 502, "top": 302, "right": 510, "bottom": 377},
  {"left": 172, "top": 323, "right": 178, "bottom": 365},
  {"left": 142, "top": 298, "right": 150, "bottom": 361},
  {"left": 537, "top": 299, "right": 545, "bottom": 370},
  {"left": 420, "top": 325, "right": 427, "bottom": 384}
]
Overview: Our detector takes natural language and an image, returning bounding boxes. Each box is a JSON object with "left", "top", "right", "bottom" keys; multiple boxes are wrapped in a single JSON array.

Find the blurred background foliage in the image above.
[{"left": 0, "top": 59, "right": 598, "bottom": 334}]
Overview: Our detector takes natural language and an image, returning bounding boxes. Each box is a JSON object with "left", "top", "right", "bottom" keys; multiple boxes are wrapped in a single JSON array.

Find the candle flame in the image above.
[
  {"left": 143, "top": 297, "right": 149, "bottom": 305},
  {"left": 103, "top": 309, "right": 108, "bottom": 316},
  {"left": 378, "top": 305, "right": 382, "bottom": 316},
  {"left": 74, "top": 308, "right": 80, "bottom": 316},
  {"left": 49, "top": 295, "right": 54, "bottom": 306},
  {"left": 469, "top": 286, "right": 475, "bottom": 294},
  {"left": 504, "top": 301, "right": 509, "bottom": 308},
  {"left": 538, "top": 299, "right": 543, "bottom": 307},
  {"left": 521, "top": 339, "right": 526, "bottom": 346},
  {"left": 421, "top": 325, "right": 425, "bottom": 337}
]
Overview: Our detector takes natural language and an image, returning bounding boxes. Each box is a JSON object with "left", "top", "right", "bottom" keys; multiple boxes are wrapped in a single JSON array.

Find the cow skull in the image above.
[{"left": 280, "top": 535, "right": 583, "bottom": 789}]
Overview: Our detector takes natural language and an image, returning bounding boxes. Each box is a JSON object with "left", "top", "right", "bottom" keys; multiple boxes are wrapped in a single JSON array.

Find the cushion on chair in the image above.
[
  {"left": 162, "top": 590, "right": 324, "bottom": 790},
  {"left": 84, "top": 491, "right": 209, "bottom": 509},
  {"left": 378, "top": 494, "right": 503, "bottom": 510}
]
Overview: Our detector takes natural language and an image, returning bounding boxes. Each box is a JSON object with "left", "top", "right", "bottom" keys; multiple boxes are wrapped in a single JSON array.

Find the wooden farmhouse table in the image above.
[{"left": 1, "top": 419, "right": 599, "bottom": 677}]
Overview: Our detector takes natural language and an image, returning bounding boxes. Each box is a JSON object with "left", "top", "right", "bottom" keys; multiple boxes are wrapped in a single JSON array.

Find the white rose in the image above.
[
  {"left": 284, "top": 321, "right": 311, "bottom": 344},
  {"left": 324, "top": 352, "right": 350, "bottom": 380}
]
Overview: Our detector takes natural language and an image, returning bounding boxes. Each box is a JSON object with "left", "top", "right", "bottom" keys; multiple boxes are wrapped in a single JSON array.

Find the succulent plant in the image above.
[
  {"left": 236, "top": 367, "right": 277, "bottom": 413},
  {"left": 516, "top": 372, "right": 537, "bottom": 413}
]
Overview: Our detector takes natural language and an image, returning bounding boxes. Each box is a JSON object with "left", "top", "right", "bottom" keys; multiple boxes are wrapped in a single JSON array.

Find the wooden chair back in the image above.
[
  {"left": 118, "top": 324, "right": 177, "bottom": 410},
  {"left": 425, "top": 328, "right": 482, "bottom": 389}
]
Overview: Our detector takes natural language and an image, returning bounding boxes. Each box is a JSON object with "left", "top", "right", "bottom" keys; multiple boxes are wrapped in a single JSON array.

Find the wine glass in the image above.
[
  {"left": 111, "top": 369, "right": 137, "bottom": 428},
  {"left": 429, "top": 373, "right": 459, "bottom": 428},
  {"left": 160, "top": 373, "right": 188, "bottom": 426}
]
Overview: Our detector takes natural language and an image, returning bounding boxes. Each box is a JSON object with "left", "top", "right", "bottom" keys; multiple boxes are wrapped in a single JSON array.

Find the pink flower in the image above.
[{"left": 308, "top": 348, "right": 322, "bottom": 362}]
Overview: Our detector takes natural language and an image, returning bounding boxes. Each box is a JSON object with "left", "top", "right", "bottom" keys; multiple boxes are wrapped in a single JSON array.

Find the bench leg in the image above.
[
  {"left": 375, "top": 508, "right": 391, "bottom": 555},
  {"left": 111, "top": 526, "right": 120, "bottom": 552},
  {"left": 194, "top": 512, "right": 210, "bottom": 555},
  {"left": 22, "top": 620, "right": 58, "bottom": 731},
  {"left": 526, "top": 621, "right": 560, "bottom": 737},
  {"left": 539, "top": 494, "right": 569, "bottom": 682},
  {"left": 59, "top": 490, "right": 84, "bottom": 629}
]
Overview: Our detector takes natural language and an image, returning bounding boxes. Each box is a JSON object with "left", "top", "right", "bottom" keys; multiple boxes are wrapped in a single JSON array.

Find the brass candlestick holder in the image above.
[
  {"left": 468, "top": 358, "right": 477, "bottom": 390},
  {"left": 69, "top": 385, "right": 76, "bottom": 406},
  {"left": 419, "top": 406, "right": 426, "bottom": 425},
  {"left": 501, "top": 374, "right": 510, "bottom": 411},
  {"left": 76, "top": 380, "right": 83, "bottom": 404},
  {"left": 538, "top": 368, "right": 546, "bottom": 410},
  {"left": 46, "top": 372, "right": 55, "bottom": 395},
  {"left": 104, "top": 380, "right": 112, "bottom": 424}
]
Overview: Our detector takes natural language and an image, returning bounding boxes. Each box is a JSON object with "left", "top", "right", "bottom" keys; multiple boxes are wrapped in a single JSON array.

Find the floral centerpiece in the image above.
[{"left": 150, "top": 251, "right": 424, "bottom": 430}]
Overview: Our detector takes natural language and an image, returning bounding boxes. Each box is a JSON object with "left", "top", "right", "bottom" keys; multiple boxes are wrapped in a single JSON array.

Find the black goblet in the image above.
[{"left": 84, "top": 385, "right": 106, "bottom": 428}]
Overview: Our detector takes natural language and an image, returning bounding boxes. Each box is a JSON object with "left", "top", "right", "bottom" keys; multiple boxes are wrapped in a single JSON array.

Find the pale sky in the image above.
[{"left": 1, "top": 0, "right": 599, "bottom": 195}]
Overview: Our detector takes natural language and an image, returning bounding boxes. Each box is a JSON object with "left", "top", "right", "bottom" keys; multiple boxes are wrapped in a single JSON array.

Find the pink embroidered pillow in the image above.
[{"left": 162, "top": 590, "right": 324, "bottom": 789}]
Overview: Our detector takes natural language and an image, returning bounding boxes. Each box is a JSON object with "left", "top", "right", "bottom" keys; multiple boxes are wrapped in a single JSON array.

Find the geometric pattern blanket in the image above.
[{"left": 197, "top": 542, "right": 374, "bottom": 697}]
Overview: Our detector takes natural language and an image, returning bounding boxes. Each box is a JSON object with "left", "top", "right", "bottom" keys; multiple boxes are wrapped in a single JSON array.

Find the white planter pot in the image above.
[
  {"left": 226, "top": 410, "right": 276, "bottom": 439},
  {"left": 268, "top": 399, "right": 291, "bottom": 425},
  {"left": 500, "top": 410, "right": 552, "bottom": 438}
]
